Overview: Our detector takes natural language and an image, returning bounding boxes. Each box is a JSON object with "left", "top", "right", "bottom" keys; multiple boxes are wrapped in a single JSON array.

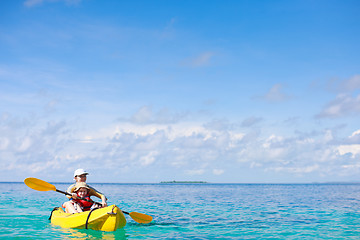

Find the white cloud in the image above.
[
  {"left": 79, "top": 136, "right": 95, "bottom": 143},
  {"left": 1, "top": 105, "right": 360, "bottom": 182},
  {"left": 160, "top": 17, "right": 177, "bottom": 40},
  {"left": 24, "top": 0, "right": 82, "bottom": 7},
  {"left": 192, "top": 52, "right": 214, "bottom": 66},
  {"left": 339, "top": 75, "right": 360, "bottom": 92},
  {"left": 0, "top": 137, "right": 9, "bottom": 151},
  {"left": 267, "top": 165, "right": 320, "bottom": 174},
  {"left": 24, "top": 0, "right": 44, "bottom": 7},
  {"left": 317, "top": 93, "right": 360, "bottom": 118},
  {"left": 186, "top": 169, "right": 205, "bottom": 175},
  {"left": 350, "top": 130, "right": 360, "bottom": 137},
  {"left": 347, "top": 130, "right": 360, "bottom": 144},
  {"left": 336, "top": 129, "right": 360, "bottom": 158},
  {"left": 323, "top": 130, "right": 334, "bottom": 142},
  {"left": 235, "top": 128, "right": 353, "bottom": 177},
  {"left": 126, "top": 105, "right": 189, "bottom": 124},
  {"left": 213, "top": 169, "right": 224, "bottom": 175},
  {"left": 182, "top": 52, "right": 215, "bottom": 67},
  {"left": 241, "top": 116, "right": 263, "bottom": 127},
  {"left": 140, "top": 151, "right": 158, "bottom": 166},
  {"left": 317, "top": 75, "right": 360, "bottom": 118},
  {"left": 17, "top": 137, "right": 32, "bottom": 152},
  {"left": 261, "top": 84, "right": 291, "bottom": 102},
  {"left": 131, "top": 106, "right": 153, "bottom": 124},
  {"left": 337, "top": 145, "right": 360, "bottom": 157}
]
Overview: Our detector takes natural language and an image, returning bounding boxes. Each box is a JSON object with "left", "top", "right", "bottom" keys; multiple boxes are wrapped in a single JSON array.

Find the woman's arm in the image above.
[{"left": 88, "top": 187, "right": 108, "bottom": 207}]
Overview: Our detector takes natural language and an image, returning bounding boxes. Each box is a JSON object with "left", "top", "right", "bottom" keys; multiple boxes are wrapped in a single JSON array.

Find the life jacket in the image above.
[{"left": 73, "top": 195, "right": 93, "bottom": 211}]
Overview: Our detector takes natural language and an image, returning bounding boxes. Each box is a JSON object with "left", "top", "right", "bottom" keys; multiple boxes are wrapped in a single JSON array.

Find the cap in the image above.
[
  {"left": 73, "top": 168, "right": 89, "bottom": 177},
  {"left": 74, "top": 182, "right": 90, "bottom": 192}
]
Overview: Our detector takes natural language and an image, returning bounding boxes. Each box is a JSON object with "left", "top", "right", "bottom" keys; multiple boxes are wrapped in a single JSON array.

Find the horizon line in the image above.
[{"left": 3, "top": 181, "right": 360, "bottom": 184}]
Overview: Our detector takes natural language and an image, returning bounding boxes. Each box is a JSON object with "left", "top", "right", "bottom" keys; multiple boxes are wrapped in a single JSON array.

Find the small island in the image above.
[{"left": 160, "top": 180, "right": 208, "bottom": 184}]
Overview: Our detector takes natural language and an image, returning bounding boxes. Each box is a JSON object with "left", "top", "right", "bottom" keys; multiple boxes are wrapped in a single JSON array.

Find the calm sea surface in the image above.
[{"left": 1, "top": 182, "right": 360, "bottom": 239}]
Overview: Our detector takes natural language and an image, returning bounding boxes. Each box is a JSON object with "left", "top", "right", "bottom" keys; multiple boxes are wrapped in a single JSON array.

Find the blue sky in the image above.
[{"left": 1, "top": 0, "right": 360, "bottom": 183}]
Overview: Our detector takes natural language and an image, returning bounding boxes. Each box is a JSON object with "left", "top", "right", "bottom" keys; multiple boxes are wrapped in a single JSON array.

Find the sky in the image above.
[{"left": 0, "top": 0, "right": 360, "bottom": 183}]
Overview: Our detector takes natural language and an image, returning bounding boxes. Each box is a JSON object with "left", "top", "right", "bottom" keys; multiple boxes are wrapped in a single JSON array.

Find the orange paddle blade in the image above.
[{"left": 129, "top": 211, "right": 153, "bottom": 224}]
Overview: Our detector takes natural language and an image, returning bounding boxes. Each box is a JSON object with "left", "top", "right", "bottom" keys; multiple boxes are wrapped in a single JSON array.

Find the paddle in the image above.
[{"left": 24, "top": 177, "right": 153, "bottom": 224}]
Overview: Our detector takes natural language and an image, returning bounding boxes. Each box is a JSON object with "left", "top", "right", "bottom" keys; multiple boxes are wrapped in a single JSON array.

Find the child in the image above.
[
  {"left": 64, "top": 182, "right": 100, "bottom": 213},
  {"left": 63, "top": 169, "right": 107, "bottom": 213}
]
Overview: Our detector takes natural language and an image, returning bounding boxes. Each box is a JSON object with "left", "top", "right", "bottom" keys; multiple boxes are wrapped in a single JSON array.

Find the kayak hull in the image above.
[{"left": 50, "top": 204, "right": 126, "bottom": 231}]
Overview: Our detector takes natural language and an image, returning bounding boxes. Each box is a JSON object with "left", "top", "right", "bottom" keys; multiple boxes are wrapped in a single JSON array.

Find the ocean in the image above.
[{"left": 1, "top": 182, "right": 360, "bottom": 239}]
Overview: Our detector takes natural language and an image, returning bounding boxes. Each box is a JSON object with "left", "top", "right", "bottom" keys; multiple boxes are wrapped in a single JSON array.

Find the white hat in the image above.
[{"left": 74, "top": 168, "right": 89, "bottom": 177}]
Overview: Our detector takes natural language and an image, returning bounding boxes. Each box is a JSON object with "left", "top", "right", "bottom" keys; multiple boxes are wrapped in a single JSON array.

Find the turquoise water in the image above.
[{"left": 1, "top": 183, "right": 360, "bottom": 239}]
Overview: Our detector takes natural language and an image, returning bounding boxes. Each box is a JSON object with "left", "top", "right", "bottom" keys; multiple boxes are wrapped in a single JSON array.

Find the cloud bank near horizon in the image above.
[{"left": 1, "top": 79, "right": 359, "bottom": 183}]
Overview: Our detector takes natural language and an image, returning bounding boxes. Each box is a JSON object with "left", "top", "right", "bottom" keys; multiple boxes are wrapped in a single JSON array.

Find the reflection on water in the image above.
[{"left": 55, "top": 226, "right": 127, "bottom": 240}]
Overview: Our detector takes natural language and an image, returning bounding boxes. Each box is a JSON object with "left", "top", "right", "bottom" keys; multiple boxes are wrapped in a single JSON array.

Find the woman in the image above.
[{"left": 63, "top": 169, "right": 107, "bottom": 213}]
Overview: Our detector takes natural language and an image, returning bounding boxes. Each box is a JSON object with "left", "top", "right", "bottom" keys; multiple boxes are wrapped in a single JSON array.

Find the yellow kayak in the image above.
[{"left": 49, "top": 205, "right": 126, "bottom": 231}]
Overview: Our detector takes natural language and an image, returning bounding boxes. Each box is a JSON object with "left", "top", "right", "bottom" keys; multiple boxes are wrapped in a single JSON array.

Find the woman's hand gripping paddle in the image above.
[{"left": 24, "top": 177, "right": 153, "bottom": 224}]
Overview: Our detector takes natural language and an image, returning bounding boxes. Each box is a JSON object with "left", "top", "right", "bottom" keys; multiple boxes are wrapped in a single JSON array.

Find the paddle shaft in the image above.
[{"left": 57, "top": 189, "right": 71, "bottom": 196}]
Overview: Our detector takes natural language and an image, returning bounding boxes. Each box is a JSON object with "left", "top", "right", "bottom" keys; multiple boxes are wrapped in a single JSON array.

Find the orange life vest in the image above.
[{"left": 73, "top": 195, "right": 93, "bottom": 211}]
